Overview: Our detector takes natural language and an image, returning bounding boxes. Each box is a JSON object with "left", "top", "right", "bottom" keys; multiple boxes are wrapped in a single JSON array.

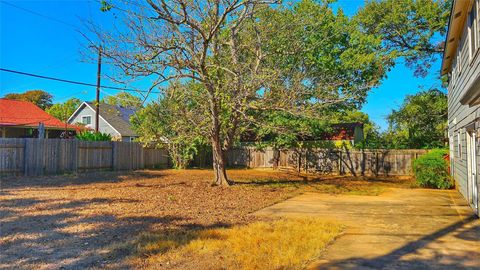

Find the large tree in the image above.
[
  {"left": 4, "top": 90, "right": 53, "bottom": 110},
  {"left": 92, "top": 0, "right": 387, "bottom": 185},
  {"left": 46, "top": 98, "right": 82, "bottom": 121},
  {"left": 355, "top": 0, "right": 450, "bottom": 77},
  {"left": 132, "top": 82, "right": 209, "bottom": 169},
  {"left": 386, "top": 89, "right": 447, "bottom": 149},
  {"left": 102, "top": 92, "right": 143, "bottom": 109}
]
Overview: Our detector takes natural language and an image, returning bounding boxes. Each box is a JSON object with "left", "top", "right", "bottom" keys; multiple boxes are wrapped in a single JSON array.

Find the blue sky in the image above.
[{"left": 0, "top": 0, "right": 444, "bottom": 130}]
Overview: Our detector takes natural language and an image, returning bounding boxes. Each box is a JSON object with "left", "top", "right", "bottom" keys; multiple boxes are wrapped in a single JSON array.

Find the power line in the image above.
[
  {"left": 0, "top": 68, "right": 161, "bottom": 94},
  {"left": 0, "top": 1, "right": 79, "bottom": 29}
]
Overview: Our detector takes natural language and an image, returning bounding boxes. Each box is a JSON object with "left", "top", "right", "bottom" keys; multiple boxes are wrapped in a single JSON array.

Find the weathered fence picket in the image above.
[
  {"left": 0, "top": 138, "right": 24, "bottom": 175},
  {"left": 144, "top": 147, "right": 169, "bottom": 169}
]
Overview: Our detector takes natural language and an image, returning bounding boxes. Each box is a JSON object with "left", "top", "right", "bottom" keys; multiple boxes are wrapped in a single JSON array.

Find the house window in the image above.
[
  {"left": 82, "top": 116, "right": 92, "bottom": 125},
  {"left": 469, "top": 0, "right": 478, "bottom": 60}
]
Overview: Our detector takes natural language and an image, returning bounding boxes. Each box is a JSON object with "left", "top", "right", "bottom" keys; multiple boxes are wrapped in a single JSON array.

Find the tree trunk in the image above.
[
  {"left": 212, "top": 136, "right": 229, "bottom": 186},
  {"left": 209, "top": 95, "right": 230, "bottom": 186}
]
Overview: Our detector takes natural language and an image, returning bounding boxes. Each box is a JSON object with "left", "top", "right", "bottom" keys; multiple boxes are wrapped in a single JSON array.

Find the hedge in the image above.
[{"left": 413, "top": 149, "right": 453, "bottom": 189}]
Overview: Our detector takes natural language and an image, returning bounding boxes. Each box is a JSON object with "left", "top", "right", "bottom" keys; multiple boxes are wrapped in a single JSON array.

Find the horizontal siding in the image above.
[{"left": 448, "top": 3, "right": 480, "bottom": 215}]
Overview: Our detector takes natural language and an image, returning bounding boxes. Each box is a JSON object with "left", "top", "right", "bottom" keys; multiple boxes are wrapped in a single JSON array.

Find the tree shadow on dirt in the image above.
[
  {"left": 0, "top": 170, "right": 167, "bottom": 190},
  {"left": 232, "top": 173, "right": 413, "bottom": 191},
  {"left": 314, "top": 215, "right": 480, "bottom": 270},
  {"left": 0, "top": 196, "right": 185, "bottom": 269}
]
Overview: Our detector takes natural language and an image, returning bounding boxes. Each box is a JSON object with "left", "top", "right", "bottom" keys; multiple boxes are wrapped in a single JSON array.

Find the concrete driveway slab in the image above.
[{"left": 254, "top": 188, "right": 480, "bottom": 270}]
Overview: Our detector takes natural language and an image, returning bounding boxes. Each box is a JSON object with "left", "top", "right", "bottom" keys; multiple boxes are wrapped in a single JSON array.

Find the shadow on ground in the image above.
[
  {"left": 314, "top": 216, "right": 480, "bottom": 270},
  {"left": 1, "top": 169, "right": 294, "bottom": 269},
  {"left": 0, "top": 170, "right": 166, "bottom": 190},
  {"left": 0, "top": 196, "right": 188, "bottom": 269}
]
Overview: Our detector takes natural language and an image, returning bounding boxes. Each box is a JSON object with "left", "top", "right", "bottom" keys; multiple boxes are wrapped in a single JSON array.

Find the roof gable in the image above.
[{"left": 76, "top": 102, "right": 138, "bottom": 137}]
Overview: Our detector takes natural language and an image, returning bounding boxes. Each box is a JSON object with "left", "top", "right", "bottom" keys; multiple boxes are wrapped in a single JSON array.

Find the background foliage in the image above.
[
  {"left": 131, "top": 82, "right": 209, "bottom": 169},
  {"left": 4, "top": 90, "right": 53, "bottom": 110},
  {"left": 76, "top": 131, "right": 112, "bottom": 141},
  {"left": 102, "top": 92, "right": 143, "bottom": 109},
  {"left": 45, "top": 98, "right": 82, "bottom": 122},
  {"left": 386, "top": 89, "right": 447, "bottom": 149}
]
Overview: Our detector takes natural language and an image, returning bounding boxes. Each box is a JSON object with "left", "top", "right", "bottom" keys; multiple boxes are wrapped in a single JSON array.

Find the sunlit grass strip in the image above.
[{"left": 138, "top": 218, "right": 343, "bottom": 270}]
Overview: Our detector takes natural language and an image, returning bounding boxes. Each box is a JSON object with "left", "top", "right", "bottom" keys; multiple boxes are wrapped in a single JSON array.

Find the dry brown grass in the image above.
[{"left": 133, "top": 218, "right": 343, "bottom": 270}]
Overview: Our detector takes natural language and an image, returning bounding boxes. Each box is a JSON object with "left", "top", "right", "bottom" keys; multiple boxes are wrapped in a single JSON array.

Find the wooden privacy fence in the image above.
[
  {"left": 0, "top": 138, "right": 169, "bottom": 177},
  {"left": 0, "top": 138, "right": 429, "bottom": 177},
  {"left": 222, "top": 147, "right": 429, "bottom": 176}
]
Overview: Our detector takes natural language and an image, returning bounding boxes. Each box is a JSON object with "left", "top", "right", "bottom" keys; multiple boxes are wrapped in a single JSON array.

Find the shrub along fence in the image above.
[{"left": 0, "top": 138, "right": 428, "bottom": 177}]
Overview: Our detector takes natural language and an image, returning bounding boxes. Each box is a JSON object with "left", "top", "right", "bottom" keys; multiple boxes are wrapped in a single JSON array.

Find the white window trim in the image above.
[{"left": 82, "top": 115, "right": 92, "bottom": 125}]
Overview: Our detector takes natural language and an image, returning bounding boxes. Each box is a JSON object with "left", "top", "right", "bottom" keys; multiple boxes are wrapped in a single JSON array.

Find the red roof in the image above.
[
  {"left": 0, "top": 98, "right": 76, "bottom": 130},
  {"left": 321, "top": 123, "right": 364, "bottom": 140}
]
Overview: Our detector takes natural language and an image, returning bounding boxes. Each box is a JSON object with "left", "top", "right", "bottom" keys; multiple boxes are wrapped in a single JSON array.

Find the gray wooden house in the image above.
[
  {"left": 68, "top": 102, "right": 139, "bottom": 142},
  {"left": 442, "top": 0, "right": 480, "bottom": 216}
]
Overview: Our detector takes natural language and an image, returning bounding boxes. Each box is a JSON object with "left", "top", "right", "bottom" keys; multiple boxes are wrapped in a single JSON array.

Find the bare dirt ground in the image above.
[{"left": 0, "top": 169, "right": 414, "bottom": 270}]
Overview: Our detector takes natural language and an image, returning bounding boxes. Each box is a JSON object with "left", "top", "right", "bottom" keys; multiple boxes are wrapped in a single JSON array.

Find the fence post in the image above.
[
  {"left": 140, "top": 143, "right": 145, "bottom": 169},
  {"left": 273, "top": 148, "right": 279, "bottom": 170},
  {"left": 297, "top": 150, "right": 300, "bottom": 173},
  {"left": 72, "top": 139, "right": 78, "bottom": 174},
  {"left": 338, "top": 150, "right": 343, "bottom": 175},
  {"left": 305, "top": 148, "right": 309, "bottom": 173},
  {"left": 23, "top": 138, "right": 28, "bottom": 176},
  {"left": 112, "top": 141, "right": 117, "bottom": 170},
  {"left": 394, "top": 152, "right": 397, "bottom": 175}
]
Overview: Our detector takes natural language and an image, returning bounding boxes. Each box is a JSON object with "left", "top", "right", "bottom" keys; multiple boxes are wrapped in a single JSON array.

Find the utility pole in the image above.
[{"left": 95, "top": 46, "right": 102, "bottom": 133}]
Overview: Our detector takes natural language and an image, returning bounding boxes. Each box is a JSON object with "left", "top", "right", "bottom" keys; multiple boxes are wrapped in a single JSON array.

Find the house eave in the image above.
[{"left": 441, "top": 0, "right": 472, "bottom": 76}]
